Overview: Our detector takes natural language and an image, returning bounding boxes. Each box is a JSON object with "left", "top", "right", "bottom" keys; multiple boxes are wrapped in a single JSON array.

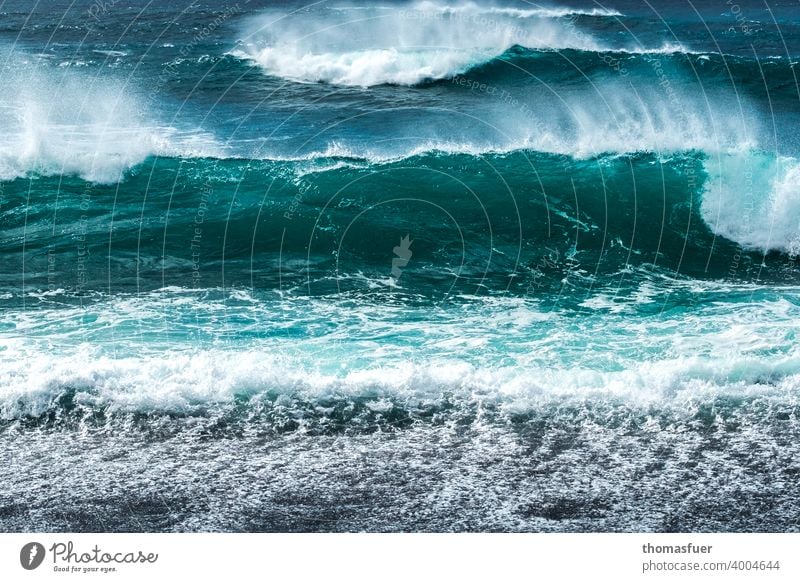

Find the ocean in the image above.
[{"left": 0, "top": 0, "right": 799, "bottom": 532}]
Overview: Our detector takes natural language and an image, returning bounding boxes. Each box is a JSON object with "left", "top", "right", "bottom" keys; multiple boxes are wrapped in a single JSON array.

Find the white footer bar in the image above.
[{"left": 2, "top": 533, "right": 797, "bottom": 581}]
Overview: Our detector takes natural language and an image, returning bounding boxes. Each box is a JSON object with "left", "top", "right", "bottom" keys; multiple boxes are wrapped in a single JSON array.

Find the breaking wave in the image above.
[
  {"left": 231, "top": 1, "right": 623, "bottom": 86},
  {"left": 0, "top": 51, "right": 220, "bottom": 183}
]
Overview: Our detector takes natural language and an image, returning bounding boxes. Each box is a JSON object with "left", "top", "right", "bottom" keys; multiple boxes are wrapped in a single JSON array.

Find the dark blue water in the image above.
[{"left": 0, "top": 0, "right": 799, "bottom": 532}]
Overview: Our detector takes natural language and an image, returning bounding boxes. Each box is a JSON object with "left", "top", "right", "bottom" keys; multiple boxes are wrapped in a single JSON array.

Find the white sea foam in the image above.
[
  {"left": 229, "top": 46, "right": 497, "bottom": 87},
  {"left": 1, "top": 345, "right": 798, "bottom": 420},
  {"left": 702, "top": 153, "right": 800, "bottom": 255}
]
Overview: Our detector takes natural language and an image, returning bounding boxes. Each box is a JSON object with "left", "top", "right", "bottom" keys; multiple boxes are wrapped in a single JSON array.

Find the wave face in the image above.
[
  {"left": 1, "top": 0, "right": 800, "bottom": 533},
  {"left": 2, "top": 151, "right": 797, "bottom": 299}
]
